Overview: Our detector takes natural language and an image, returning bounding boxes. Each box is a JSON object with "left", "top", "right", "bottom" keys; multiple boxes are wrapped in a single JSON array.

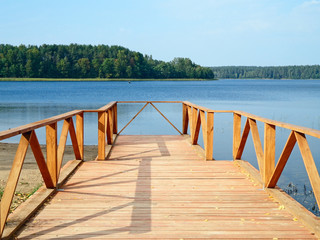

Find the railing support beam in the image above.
[
  {"left": 76, "top": 112, "right": 84, "bottom": 159},
  {"left": 182, "top": 103, "right": 188, "bottom": 134},
  {"left": 97, "top": 111, "right": 106, "bottom": 160},
  {"left": 205, "top": 112, "right": 214, "bottom": 160},
  {"left": 263, "top": 123, "right": 276, "bottom": 186},
  {"left": 233, "top": 113, "right": 241, "bottom": 159},
  {"left": 46, "top": 123, "right": 58, "bottom": 185}
]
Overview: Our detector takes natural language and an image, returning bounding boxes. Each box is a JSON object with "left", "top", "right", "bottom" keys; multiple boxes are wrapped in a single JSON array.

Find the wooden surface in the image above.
[
  {"left": 0, "top": 110, "right": 82, "bottom": 141},
  {"left": 2, "top": 160, "right": 83, "bottom": 239},
  {"left": 15, "top": 135, "right": 317, "bottom": 239}
]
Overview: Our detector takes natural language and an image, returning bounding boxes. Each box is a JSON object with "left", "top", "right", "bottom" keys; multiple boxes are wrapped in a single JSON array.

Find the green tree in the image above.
[
  {"left": 77, "top": 58, "right": 91, "bottom": 77},
  {"left": 100, "top": 58, "right": 115, "bottom": 78}
]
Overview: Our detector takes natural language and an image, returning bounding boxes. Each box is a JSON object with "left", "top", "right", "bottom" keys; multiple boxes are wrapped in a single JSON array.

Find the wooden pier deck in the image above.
[{"left": 15, "top": 135, "right": 317, "bottom": 239}]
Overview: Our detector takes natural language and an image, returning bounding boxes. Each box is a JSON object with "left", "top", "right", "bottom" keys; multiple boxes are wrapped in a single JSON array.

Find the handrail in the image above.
[
  {"left": 118, "top": 101, "right": 182, "bottom": 103},
  {"left": 0, "top": 110, "right": 83, "bottom": 141},
  {"left": 0, "top": 110, "right": 85, "bottom": 237},
  {"left": 234, "top": 110, "right": 320, "bottom": 138},
  {"left": 1, "top": 100, "right": 319, "bottom": 238},
  {"left": 182, "top": 101, "right": 320, "bottom": 216},
  {"left": 183, "top": 101, "right": 233, "bottom": 113},
  {"left": 231, "top": 111, "right": 320, "bottom": 212}
]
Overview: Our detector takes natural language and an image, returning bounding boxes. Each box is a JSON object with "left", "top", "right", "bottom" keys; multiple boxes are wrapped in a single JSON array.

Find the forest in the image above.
[
  {"left": 0, "top": 44, "right": 214, "bottom": 79},
  {"left": 211, "top": 66, "right": 320, "bottom": 79}
]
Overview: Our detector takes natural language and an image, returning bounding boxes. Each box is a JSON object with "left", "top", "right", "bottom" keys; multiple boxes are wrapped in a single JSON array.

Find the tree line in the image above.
[
  {"left": 0, "top": 44, "right": 214, "bottom": 79},
  {"left": 211, "top": 66, "right": 320, "bottom": 79}
]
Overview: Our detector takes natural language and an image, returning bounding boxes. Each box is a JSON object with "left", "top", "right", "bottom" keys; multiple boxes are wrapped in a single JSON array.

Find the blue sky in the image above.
[{"left": 1, "top": 0, "right": 319, "bottom": 66}]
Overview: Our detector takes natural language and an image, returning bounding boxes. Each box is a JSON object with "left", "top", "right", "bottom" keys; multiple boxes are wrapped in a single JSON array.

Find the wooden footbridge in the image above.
[{"left": 0, "top": 101, "right": 320, "bottom": 239}]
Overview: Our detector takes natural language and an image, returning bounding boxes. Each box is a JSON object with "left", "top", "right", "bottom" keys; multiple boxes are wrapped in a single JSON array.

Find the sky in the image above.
[{"left": 0, "top": 0, "right": 320, "bottom": 66}]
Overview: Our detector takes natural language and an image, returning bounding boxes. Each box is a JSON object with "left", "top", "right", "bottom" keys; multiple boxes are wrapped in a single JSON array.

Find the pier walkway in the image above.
[
  {"left": 1, "top": 101, "right": 319, "bottom": 239},
  {"left": 15, "top": 135, "right": 317, "bottom": 239}
]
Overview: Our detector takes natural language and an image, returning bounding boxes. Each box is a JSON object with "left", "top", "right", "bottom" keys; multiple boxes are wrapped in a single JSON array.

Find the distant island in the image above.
[
  {"left": 0, "top": 44, "right": 214, "bottom": 80},
  {"left": 211, "top": 66, "right": 320, "bottom": 79}
]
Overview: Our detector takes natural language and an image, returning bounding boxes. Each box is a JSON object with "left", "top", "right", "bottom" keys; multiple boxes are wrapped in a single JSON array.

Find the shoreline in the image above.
[
  {"left": 0, "top": 78, "right": 217, "bottom": 82},
  {"left": 1, "top": 78, "right": 319, "bottom": 82}
]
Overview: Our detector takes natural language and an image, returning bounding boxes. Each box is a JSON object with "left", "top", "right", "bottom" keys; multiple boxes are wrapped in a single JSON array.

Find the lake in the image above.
[{"left": 0, "top": 79, "right": 319, "bottom": 214}]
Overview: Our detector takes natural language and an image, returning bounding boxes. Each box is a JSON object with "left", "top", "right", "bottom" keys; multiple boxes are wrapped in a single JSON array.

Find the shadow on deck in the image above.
[{"left": 13, "top": 135, "right": 318, "bottom": 239}]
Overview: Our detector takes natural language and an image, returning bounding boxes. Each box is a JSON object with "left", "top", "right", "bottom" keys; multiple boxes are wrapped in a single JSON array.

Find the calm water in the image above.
[{"left": 0, "top": 79, "right": 319, "bottom": 214}]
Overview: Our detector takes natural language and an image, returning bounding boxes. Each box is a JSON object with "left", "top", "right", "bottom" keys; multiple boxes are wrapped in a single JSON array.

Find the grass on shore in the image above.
[{"left": 0, "top": 78, "right": 216, "bottom": 82}]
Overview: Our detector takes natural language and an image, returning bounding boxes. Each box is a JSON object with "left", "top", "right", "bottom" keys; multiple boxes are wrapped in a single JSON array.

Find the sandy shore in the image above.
[{"left": 0, "top": 142, "right": 98, "bottom": 209}]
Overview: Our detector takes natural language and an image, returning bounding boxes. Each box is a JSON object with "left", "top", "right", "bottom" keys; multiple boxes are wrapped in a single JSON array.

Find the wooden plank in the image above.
[
  {"left": 233, "top": 113, "right": 241, "bottom": 159},
  {"left": 234, "top": 110, "right": 320, "bottom": 139},
  {"left": 76, "top": 112, "right": 84, "bottom": 159},
  {"left": 29, "top": 130, "right": 54, "bottom": 189},
  {"left": 205, "top": 112, "right": 214, "bottom": 160},
  {"left": 97, "top": 111, "right": 106, "bottom": 160},
  {"left": 106, "top": 109, "right": 113, "bottom": 145},
  {"left": 98, "top": 101, "right": 117, "bottom": 111},
  {"left": 0, "top": 132, "right": 31, "bottom": 236},
  {"left": 199, "top": 110, "right": 207, "bottom": 147},
  {"left": 68, "top": 117, "right": 81, "bottom": 160},
  {"left": 236, "top": 159, "right": 320, "bottom": 238},
  {"left": 57, "top": 119, "right": 70, "bottom": 177},
  {"left": 113, "top": 104, "right": 118, "bottom": 134},
  {"left": 248, "top": 118, "right": 264, "bottom": 172},
  {"left": 15, "top": 136, "right": 317, "bottom": 239},
  {"left": 183, "top": 101, "right": 233, "bottom": 113},
  {"left": 182, "top": 103, "right": 188, "bottom": 134},
  {"left": 294, "top": 131, "right": 320, "bottom": 209},
  {"left": 263, "top": 123, "right": 276, "bottom": 185},
  {"left": 2, "top": 160, "right": 82, "bottom": 240},
  {"left": 192, "top": 110, "right": 201, "bottom": 145},
  {"left": 187, "top": 105, "right": 193, "bottom": 138},
  {"left": 235, "top": 118, "right": 250, "bottom": 160},
  {"left": 191, "top": 107, "right": 198, "bottom": 143},
  {"left": 267, "top": 131, "right": 296, "bottom": 188},
  {"left": 46, "top": 123, "right": 58, "bottom": 185},
  {"left": 118, "top": 101, "right": 182, "bottom": 103},
  {"left": 0, "top": 110, "right": 83, "bottom": 141}
]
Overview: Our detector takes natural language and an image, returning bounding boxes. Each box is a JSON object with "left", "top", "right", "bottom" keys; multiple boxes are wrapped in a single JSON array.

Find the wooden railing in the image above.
[
  {"left": 83, "top": 101, "right": 118, "bottom": 160},
  {"left": 0, "top": 110, "right": 84, "bottom": 237},
  {"left": 0, "top": 100, "right": 319, "bottom": 238},
  {"left": 182, "top": 101, "right": 320, "bottom": 215},
  {"left": 232, "top": 110, "right": 320, "bottom": 209}
]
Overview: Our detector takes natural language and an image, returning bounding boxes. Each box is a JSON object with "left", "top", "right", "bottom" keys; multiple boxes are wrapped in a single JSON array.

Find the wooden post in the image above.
[
  {"left": 263, "top": 123, "right": 276, "bottom": 186},
  {"left": 233, "top": 113, "right": 241, "bottom": 160},
  {"left": 113, "top": 104, "right": 118, "bottom": 134},
  {"left": 98, "top": 111, "right": 106, "bottom": 160},
  {"left": 106, "top": 110, "right": 112, "bottom": 144},
  {"left": 200, "top": 110, "right": 207, "bottom": 147},
  {"left": 46, "top": 123, "right": 57, "bottom": 185},
  {"left": 187, "top": 106, "right": 192, "bottom": 137},
  {"left": 182, "top": 104, "right": 188, "bottom": 134},
  {"left": 76, "top": 112, "right": 84, "bottom": 159},
  {"left": 192, "top": 111, "right": 201, "bottom": 145},
  {"left": 205, "top": 112, "right": 214, "bottom": 160},
  {"left": 191, "top": 107, "right": 198, "bottom": 143}
]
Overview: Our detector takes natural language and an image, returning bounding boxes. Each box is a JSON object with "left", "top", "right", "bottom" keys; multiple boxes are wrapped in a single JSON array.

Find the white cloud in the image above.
[{"left": 300, "top": 0, "right": 320, "bottom": 8}]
